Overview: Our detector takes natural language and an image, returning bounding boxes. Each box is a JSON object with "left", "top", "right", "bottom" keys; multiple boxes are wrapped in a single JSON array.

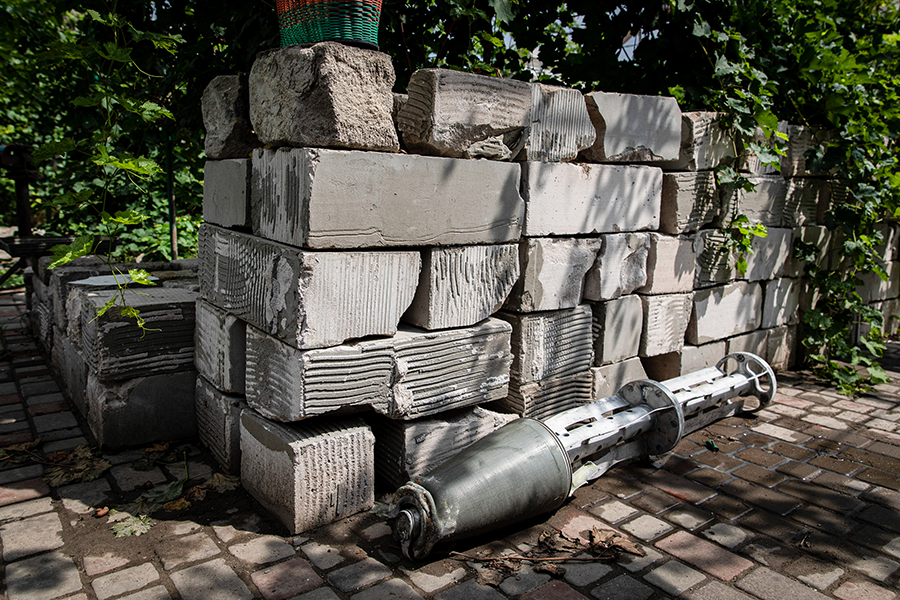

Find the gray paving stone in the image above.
[
  {"left": 644, "top": 561, "right": 706, "bottom": 596},
  {"left": 83, "top": 552, "right": 131, "bottom": 576},
  {"left": 118, "top": 586, "right": 172, "bottom": 600},
  {"left": 404, "top": 567, "right": 467, "bottom": 593},
  {"left": 0, "top": 381, "right": 17, "bottom": 395},
  {"left": 499, "top": 565, "right": 550, "bottom": 596},
  {"left": 228, "top": 534, "right": 295, "bottom": 564},
  {"left": 0, "top": 463, "right": 43, "bottom": 485},
  {"left": 665, "top": 506, "right": 714, "bottom": 531},
  {"left": 622, "top": 515, "right": 673, "bottom": 540},
  {"left": 351, "top": 579, "right": 424, "bottom": 600},
  {"left": 619, "top": 544, "right": 664, "bottom": 572},
  {"left": 169, "top": 558, "right": 253, "bottom": 600},
  {"left": 0, "top": 402, "right": 23, "bottom": 414},
  {"left": 327, "top": 558, "right": 392, "bottom": 592},
  {"left": 158, "top": 532, "right": 221, "bottom": 570},
  {"left": 701, "top": 523, "right": 752, "bottom": 549},
  {"left": 0, "top": 417, "right": 28, "bottom": 433},
  {"left": 59, "top": 478, "right": 112, "bottom": 513},
  {"left": 592, "top": 500, "right": 638, "bottom": 523},
  {"left": 687, "top": 581, "right": 755, "bottom": 600},
  {"left": 20, "top": 378, "right": 60, "bottom": 396},
  {"left": 43, "top": 436, "right": 90, "bottom": 453},
  {"left": 591, "top": 574, "right": 653, "bottom": 600},
  {"left": 5, "top": 550, "right": 83, "bottom": 600},
  {"left": 850, "top": 555, "right": 899, "bottom": 581},
  {"left": 0, "top": 510, "right": 64, "bottom": 561},
  {"left": 110, "top": 464, "right": 167, "bottom": 492},
  {"left": 295, "top": 589, "right": 341, "bottom": 600},
  {"left": 435, "top": 579, "right": 506, "bottom": 600},
  {"left": 33, "top": 410, "right": 79, "bottom": 432},
  {"left": 736, "top": 567, "right": 829, "bottom": 600},
  {"left": 40, "top": 426, "right": 85, "bottom": 442},
  {"left": 0, "top": 496, "right": 53, "bottom": 520},
  {"left": 25, "top": 391, "right": 66, "bottom": 405},
  {"left": 92, "top": 563, "right": 160, "bottom": 600},
  {"left": 302, "top": 541, "right": 346, "bottom": 569},
  {"left": 564, "top": 561, "right": 613, "bottom": 586},
  {"left": 250, "top": 556, "right": 323, "bottom": 600}
]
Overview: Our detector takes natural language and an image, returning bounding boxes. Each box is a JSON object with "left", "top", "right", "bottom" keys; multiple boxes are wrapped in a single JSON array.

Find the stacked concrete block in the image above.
[
  {"left": 786, "top": 226, "right": 833, "bottom": 277},
  {"left": 506, "top": 238, "right": 599, "bottom": 312},
  {"left": 51, "top": 333, "right": 89, "bottom": 416},
  {"left": 687, "top": 282, "right": 763, "bottom": 344},
  {"left": 883, "top": 298, "right": 900, "bottom": 337},
  {"left": 640, "top": 293, "right": 693, "bottom": 357},
  {"left": 782, "top": 178, "right": 827, "bottom": 227},
  {"left": 196, "top": 376, "right": 244, "bottom": 474},
  {"left": 591, "top": 295, "right": 643, "bottom": 365},
  {"left": 65, "top": 274, "right": 158, "bottom": 344},
  {"left": 638, "top": 233, "right": 695, "bottom": 294},
  {"left": 659, "top": 172, "right": 719, "bottom": 234},
  {"left": 201, "top": 74, "right": 260, "bottom": 159},
  {"left": 858, "top": 262, "right": 900, "bottom": 303},
  {"left": 506, "top": 371, "right": 594, "bottom": 421},
  {"left": 693, "top": 230, "right": 735, "bottom": 287},
  {"left": 654, "top": 112, "right": 738, "bottom": 171},
  {"left": 583, "top": 233, "right": 649, "bottom": 300},
  {"left": 742, "top": 228, "right": 793, "bottom": 282},
  {"left": 580, "top": 92, "right": 682, "bottom": 162},
  {"left": 194, "top": 299, "right": 246, "bottom": 395},
  {"left": 767, "top": 325, "right": 798, "bottom": 371},
  {"left": 721, "top": 175, "right": 787, "bottom": 227},
  {"left": 643, "top": 341, "right": 726, "bottom": 381},
  {"left": 780, "top": 125, "right": 829, "bottom": 177},
  {"left": 725, "top": 330, "right": 768, "bottom": 357},
  {"left": 762, "top": 278, "right": 801, "bottom": 329},
  {"left": 591, "top": 357, "right": 647, "bottom": 400},
  {"left": 203, "top": 159, "right": 251, "bottom": 228}
]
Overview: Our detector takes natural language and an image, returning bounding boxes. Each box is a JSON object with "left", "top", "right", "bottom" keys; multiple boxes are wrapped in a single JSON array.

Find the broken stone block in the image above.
[
  {"left": 196, "top": 375, "right": 244, "bottom": 474},
  {"left": 404, "top": 244, "right": 519, "bottom": 329},
  {"left": 742, "top": 228, "right": 793, "bottom": 282},
  {"left": 643, "top": 342, "right": 725, "bottom": 381},
  {"left": 653, "top": 112, "right": 738, "bottom": 171},
  {"left": 766, "top": 325, "right": 797, "bottom": 371},
  {"left": 51, "top": 330, "right": 88, "bottom": 416},
  {"left": 203, "top": 159, "right": 251, "bottom": 229},
  {"left": 498, "top": 306, "right": 594, "bottom": 385},
  {"left": 583, "top": 233, "right": 649, "bottom": 301},
  {"left": 591, "top": 357, "right": 647, "bottom": 400},
  {"left": 66, "top": 274, "right": 158, "bottom": 349},
  {"left": 240, "top": 410, "right": 375, "bottom": 534},
  {"left": 194, "top": 299, "right": 246, "bottom": 395},
  {"left": 762, "top": 278, "right": 801, "bottom": 329},
  {"left": 370, "top": 406, "right": 518, "bottom": 490},
  {"left": 693, "top": 230, "right": 736, "bottom": 288},
  {"left": 780, "top": 125, "right": 831, "bottom": 177},
  {"left": 198, "top": 225, "right": 420, "bottom": 349},
  {"left": 721, "top": 175, "right": 787, "bottom": 227},
  {"left": 660, "top": 172, "right": 720, "bottom": 234},
  {"left": 637, "top": 233, "right": 695, "bottom": 295},
  {"left": 725, "top": 330, "right": 767, "bottom": 357},
  {"left": 580, "top": 92, "right": 682, "bottom": 162},
  {"left": 505, "top": 238, "right": 599, "bottom": 312},
  {"left": 249, "top": 43, "right": 398, "bottom": 152},
  {"left": 85, "top": 370, "right": 198, "bottom": 448},
  {"left": 782, "top": 178, "right": 828, "bottom": 227},
  {"left": 503, "top": 371, "right": 593, "bottom": 420},
  {"left": 251, "top": 148, "right": 524, "bottom": 249},
  {"left": 687, "top": 282, "right": 763, "bottom": 345},
  {"left": 523, "top": 162, "right": 662, "bottom": 236},
  {"left": 591, "top": 295, "right": 643, "bottom": 365},
  {"left": 81, "top": 287, "right": 197, "bottom": 381},
  {"left": 529, "top": 83, "right": 598, "bottom": 162},
  {"left": 202, "top": 74, "right": 261, "bottom": 159},
  {"left": 639, "top": 293, "right": 693, "bottom": 357}
]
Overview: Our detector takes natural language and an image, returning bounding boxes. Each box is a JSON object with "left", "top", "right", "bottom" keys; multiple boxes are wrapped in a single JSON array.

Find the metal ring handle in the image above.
[{"left": 715, "top": 352, "right": 777, "bottom": 413}]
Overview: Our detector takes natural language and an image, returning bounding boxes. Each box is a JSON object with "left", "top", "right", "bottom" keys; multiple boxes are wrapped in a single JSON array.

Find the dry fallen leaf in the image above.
[{"left": 534, "top": 563, "right": 567, "bottom": 576}]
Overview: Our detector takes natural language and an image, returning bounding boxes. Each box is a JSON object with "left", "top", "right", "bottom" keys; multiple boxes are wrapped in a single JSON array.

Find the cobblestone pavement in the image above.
[{"left": 2, "top": 285, "right": 900, "bottom": 600}]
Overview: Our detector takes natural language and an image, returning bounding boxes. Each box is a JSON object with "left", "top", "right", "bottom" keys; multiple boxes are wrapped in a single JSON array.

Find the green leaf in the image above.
[
  {"left": 111, "top": 515, "right": 153, "bottom": 537},
  {"left": 32, "top": 138, "right": 77, "bottom": 164},
  {"left": 714, "top": 54, "right": 740, "bottom": 76},
  {"left": 748, "top": 141, "right": 782, "bottom": 166},
  {"left": 103, "top": 209, "right": 145, "bottom": 225},
  {"left": 487, "top": 0, "right": 516, "bottom": 24},
  {"left": 692, "top": 20, "right": 711, "bottom": 38},
  {"left": 73, "top": 94, "right": 105, "bottom": 108},
  {"left": 50, "top": 189, "right": 94, "bottom": 208},
  {"left": 128, "top": 269, "right": 156, "bottom": 286},
  {"left": 95, "top": 42, "right": 132, "bottom": 63},
  {"left": 49, "top": 236, "right": 95, "bottom": 270}
]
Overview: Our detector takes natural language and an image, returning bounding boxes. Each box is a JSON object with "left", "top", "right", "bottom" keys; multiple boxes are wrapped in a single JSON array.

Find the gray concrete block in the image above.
[
  {"left": 725, "top": 330, "right": 767, "bottom": 357},
  {"left": 529, "top": 82, "right": 597, "bottom": 162},
  {"left": 722, "top": 174, "right": 787, "bottom": 227},
  {"left": 640, "top": 293, "right": 693, "bottom": 357},
  {"left": 786, "top": 226, "right": 833, "bottom": 278},
  {"left": 405, "top": 244, "right": 519, "bottom": 328},
  {"left": 203, "top": 159, "right": 251, "bottom": 228},
  {"left": 660, "top": 172, "right": 720, "bottom": 234},
  {"left": 652, "top": 111, "right": 738, "bottom": 171},
  {"left": 195, "top": 375, "right": 244, "bottom": 474},
  {"left": 194, "top": 299, "right": 246, "bottom": 395},
  {"left": 198, "top": 224, "right": 420, "bottom": 349},
  {"left": 249, "top": 43, "right": 398, "bottom": 152},
  {"left": 80, "top": 287, "right": 197, "bottom": 381},
  {"left": 591, "top": 357, "right": 647, "bottom": 400},
  {"left": 591, "top": 295, "right": 643, "bottom": 365},
  {"left": 85, "top": 370, "right": 197, "bottom": 449},
  {"left": 762, "top": 278, "right": 801, "bottom": 329},
  {"left": 782, "top": 178, "right": 827, "bottom": 227},
  {"left": 66, "top": 274, "right": 158, "bottom": 348},
  {"left": 768, "top": 325, "right": 799, "bottom": 371},
  {"left": 693, "top": 230, "right": 736, "bottom": 287},
  {"left": 583, "top": 233, "right": 649, "bottom": 301},
  {"left": 202, "top": 74, "right": 260, "bottom": 159},
  {"left": 522, "top": 162, "right": 661, "bottom": 236},
  {"left": 51, "top": 332, "right": 88, "bottom": 416},
  {"left": 741, "top": 123, "right": 787, "bottom": 175},
  {"left": 580, "top": 92, "right": 681, "bottom": 162},
  {"left": 884, "top": 298, "right": 900, "bottom": 337},
  {"left": 742, "top": 227, "right": 793, "bottom": 282},
  {"left": 506, "top": 238, "right": 599, "bottom": 312},
  {"left": 688, "top": 282, "right": 763, "bottom": 344},
  {"left": 503, "top": 371, "right": 593, "bottom": 420},
  {"left": 49, "top": 263, "right": 111, "bottom": 333},
  {"left": 780, "top": 125, "right": 831, "bottom": 177},
  {"left": 251, "top": 148, "right": 525, "bottom": 249},
  {"left": 240, "top": 410, "right": 375, "bottom": 534},
  {"left": 643, "top": 341, "right": 725, "bottom": 381},
  {"left": 370, "top": 406, "right": 517, "bottom": 490},
  {"left": 858, "top": 261, "right": 900, "bottom": 303},
  {"left": 638, "top": 233, "right": 695, "bottom": 295}
]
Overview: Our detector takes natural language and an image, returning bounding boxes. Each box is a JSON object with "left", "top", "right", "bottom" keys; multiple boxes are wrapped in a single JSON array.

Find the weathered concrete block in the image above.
[
  {"left": 503, "top": 371, "right": 593, "bottom": 420},
  {"left": 742, "top": 228, "right": 793, "bottom": 282},
  {"left": 506, "top": 238, "right": 599, "bottom": 312},
  {"left": 693, "top": 230, "right": 735, "bottom": 287},
  {"left": 49, "top": 264, "right": 111, "bottom": 333},
  {"left": 858, "top": 261, "right": 900, "bottom": 303},
  {"left": 522, "top": 162, "right": 662, "bottom": 236},
  {"left": 251, "top": 148, "right": 525, "bottom": 249},
  {"left": 883, "top": 298, "right": 900, "bottom": 337},
  {"left": 786, "top": 226, "right": 833, "bottom": 278},
  {"left": 780, "top": 125, "right": 831, "bottom": 177},
  {"left": 198, "top": 225, "right": 420, "bottom": 349},
  {"left": 203, "top": 159, "right": 251, "bottom": 228},
  {"left": 370, "top": 406, "right": 518, "bottom": 490},
  {"left": 591, "top": 295, "right": 643, "bottom": 365},
  {"left": 498, "top": 306, "right": 594, "bottom": 385},
  {"left": 766, "top": 325, "right": 797, "bottom": 371},
  {"left": 202, "top": 74, "right": 260, "bottom": 159},
  {"left": 405, "top": 244, "right": 519, "bottom": 328},
  {"left": 721, "top": 175, "right": 787, "bottom": 227},
  {"left": 580, "top": 92, "right": 681, "bottom": 162},
  {"left": 653, "top": 112, "right": 737, "bottom": 171},
  {"left": 741, "top": 123, "right": 787, "bottom": 175},
  {"left": 66, "top": 274, "right": 158, "bottom": 349},
  {"left": 762, "top": 278, "right": 801, "bottom": 329},
  {"left": 249, "top": 43, "right": 398, "bottom": 152},
  {"left": 240, "top": 411, "right": 375, "bottom": 534},
  {"left": 583, "top": 233, "right": 649, "bottom": 301},
  {"left": 194, "top": 299, "right": 246, "bottom": 395},
  {"left": 85, "top": 370, "right": 198, "bottom": 449},
  {"left": 51, "top": 329, "right": 89, "bottom": 416},
  {"left": 782, "top": 178, "right": 827, "bottom": 227},
  {"left": 638, "top": 233, "right": 695, "bottom": 295},
  {"left": 639, "top": 293, "right": 693, "bottom": 357},
  {"left": 398, "top": 69, "right": 594, "bottom": 162},
  {"left": 875, "top": 223, "right": 899, "bottom": 263},
  {"left": 32, "top": 298, "right": 53, "bottom": 351},
  {"left": 725, "top": 330, "right": 767, "bottom": 357},
  {"left": 591, "top": 357, "right": 647, "bottom": 401},
  {"left": 643, "top": 342, "right": 725, "bottom": 381},
  {"left": 687, "top": 282, "right": 763, "bottom": 344},
  {"left": 196, "top": 375, "right": 244, "bottom": 474},
  {"left": 660, "top": 172, "right": 719, "bottom": 234},
  {"left": 81, "top": 288, "right": 197, "bottom": 381}
]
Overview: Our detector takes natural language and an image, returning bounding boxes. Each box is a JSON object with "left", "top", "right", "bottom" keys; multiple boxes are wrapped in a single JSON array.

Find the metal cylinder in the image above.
[{"left": 393, "top": 417, "right": 572, "bottom": 559}]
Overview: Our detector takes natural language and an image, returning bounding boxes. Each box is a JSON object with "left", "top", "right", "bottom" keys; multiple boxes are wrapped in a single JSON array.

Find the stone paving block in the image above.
[
  {"left": 295, "top": 590, "right": 340, "bottom": 600},
  {"left": 778, "top": 479, "right": 865, "bottom": 513},
  {"left": 644, "top": 560, "right": 706, "bottom": 596},
  {"left": 591, "top": 357, "right": 647, "bottom": 401},
  {"left": 352, "top": 579, "right": 424, "bottom": 600},
  {"left": 752, "top": 422, "right": 811, "bottom": 443},
  {"left": 590, "top": 500, "right": 639, "bottom": 524},
  {"left": 326, "top": 557, "right": 392, "bottom": 593},
  {"left": 659, "top": 172, "right": 719, "bottom": 234},
  {"left": 722, "top": 479, "right": 804, "bottom": 516},
  {"left": 92, "top": 563, "right": 160, "bottom": 600},
  {"left": 638, "top": 233, "right": 695, "bottom": 294},
  {"left": 688, "top": 282, "right": 763, "bottom": 344},
  {"left": 301, "top": 541, "right": 346, "bottom": 570},
  {"left": 0, "top": 496, "right": 53, "bottom": 520},
  {"left": 733, "top": 464, "right": 788, "bottom": 488},
  {"left": 522, "top": 162, "right": 661, "bottom": 236},
  {"left": 118, "top": 587, "right": 171, "bottom": 600},
  {"left": 850, "top": 554, "right": 899, "bottom": 582},
  {"left": 169, "top": 557, "right": 253, "bottom": 600},
  {"left": 250, "top": 556, "right": 323, "bottom": 600},
  {"left": 701, "top": 523, "right": 752, "bottom": 549},
  {"left": 653, "top": 111, "right": 737, "bottom": 171},
  {"left": 743, "top": 228, "right": 793, "bottom": 282},
  {"left": 590, "top": 574, "right": 653, "bottom": 600},
  {"left": 656, "top": 531, "right": 753, "bottom": 580},
  {"left": 195, "top": 298, "right": 246, "bottom": 394},
  {"left": 83, "top": 552, "right": 131, "bottom": 576},
  {"left": 202, "top": 74, "right": 259, "bottom": 159},
  {"left": 241, "top": 411, "right": 374, "bottom": 534},
  {"left": 639, "top": 293, "right": 693, "bottom": 357},
  {"left": 563, "top": 561, "right": 613, "bottom": 587},
  {"left": 523, "top": 581, "right": 590, "bottom": 600},
  {"left": 228, "top": 535, "right": 295, "bottom": 565},
  {"left": 500, "top": 564, "right": 551, "bottom": 596},
  {"left": 785, "top": 556, "right": 844, "bottom": 590},
  {"left": 622, "top": 515, "right": 672, "bottom": 541},
  {"left": 5, "top": 550, "right": 83, "bottom": 600},
  {"left": 665, "top": 506, "right": 714, "bottom": 531},
  {"left": 59, "top": 478, "right": 112, "bottom": 513},
  {"left": 110, "top": 463, "right": 167, "bottom": 493},
  {"left": 199, "top": 225, "right": 420, "bottom": 348},
  {"left": 583, "top": 233, "right": 649, "bottom": 301},
  {"left": 619, "top": 544, "right": 665, "bottom": 573},
  {"left": 157, "top": 532, "right": 221, "bottom": 570},
  {"left": 203, "top": 158, "right": 251, "bottom": 228},
  {"left": 434, "top": 579, "right": 506, "bottom": 600},
  {"left": 250, "top": 43, "right": 397, "bottom": 151},
  {"left": 409, "top": 244, "right": 519, "bottom": 326},
  {"left": 195, "top": 375, "right": 244, "bottom": 474},
  {"left": 591, "top": 296, "right": 642, "bottom": 365},
  {"left": 833, "top": 581, "right": 896, "bottom": 600},
  {"left": 581, "top": 92, "right": 681, "bottom": 162},
  {"left": 21, "top": 377, "right": 60, "bottom": 396},
  {"left": 33, "top": 410, "right": 78, "bottom": 432},
  {"left": 403, "top": 566, "right": 466, "bottom": 593},
  {"left": 645, "top": 470, "right": 717, "bottom": 504},
  {"left": 0, "top": 510, "right": 63, "bottom": 561},
  {"left": 0, "top": 463, "right": 42, "bottom": 485}
]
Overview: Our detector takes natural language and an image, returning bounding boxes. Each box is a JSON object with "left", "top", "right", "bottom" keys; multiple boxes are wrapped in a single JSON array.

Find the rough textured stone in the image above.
[
  {"left": 251, "top": 148, "right": 524, "bottom": 249},
  {"left": 653, "top": 112, "right": 737, "bottom": 171},
  {"left": 726, "top": 330, "right": 768, "bottom": 357},
  {"left": 693, "top": 229, "right": 736, "bottom": 287},
  {"left": 591, "top": 357, "right": 647, "bottom": 400},
  {"left": 640, "top": 293, "right": 693, "bottom": 357},
  {"left": 858, "top": 261, "right": 900, "bottom": 303},
  {"left": 202, "top": 74, "right": 260, "bottom": 159},
  {"left": 203, "top": 159, "right": 251, "bottom": 228},
  {"left": 0, "top": 510, "right": 63, "bottom": 561},
  {"left": 583, "top": 233, "right": 649, "bottom": 301},
  {"left": 194, "top": 298, "right": 246, "bottom": 394},
  {"left": 251, "top": 557, "right": 323, "bottom": 600},
  {"left": 523, "top": 162, "right": 662, "bottom": 236},
  {"left": 638, "top": 233, "right": 695, "bottom": 294},
  {"left": 782, "top": 178, "right": 827, "bottom": 227},
  {"left": 766, "top": 325, "right": 798, "bottom": 371},
  {"left": 52, "top": 332, "right": 89, "bottom": 415},
  {"left": 643, "top": 341, "right": 725, "bottom": 381},
  {"left": 787, "top": 226, "right": 834, "bottom": 277},
  {"left": 240, "top": 411, "right": 375, "bottom": 534},
  {"left": 249, "top": 43, "right": 398, "bottom": 151},
  {"left": 5, "top": 551, "right": 83, "bottom": 600},
  {"left": 407, "top": 244, "right": 519, "bottom": 327},
  {"left": 660, "top": 172, "right": 720, "bottom": 234},
  {"left": 195, "top": 375, "right": 244, "bottom": 474},
  {"left": 742, "top": 228, "right": 793, "bottom": 282},
  {"left": 762, "top": 278, "right": 801, "bottom": 329},
  {"left": 688, "top": 282, "right": 763, "bottom": 344},
  {"left": 722, "top": 175, "right": 787, "bottom": 227},
  {"left": 199, "top": 225, "right": 420, "bottom": 349},
  {"left": 580, "top": 92, "right": 681, "bottom": 162},
  {"left": 92, "top": 563, "right": 159, "bottom": 600},
  {"left": 507, "top": 238, "right": 599, "bottom": 311},
  {"left": 504, "top": 371, "right": 593, "bottom": 419},
  {"left": 591, "top": 295, "right": 643, "bottom": 365},
  {"left": 780, "top": 125, "right": 831, "bottom": 177},
  {"left": 170, "top": 558, "right": 253, "bottom": 600}
]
